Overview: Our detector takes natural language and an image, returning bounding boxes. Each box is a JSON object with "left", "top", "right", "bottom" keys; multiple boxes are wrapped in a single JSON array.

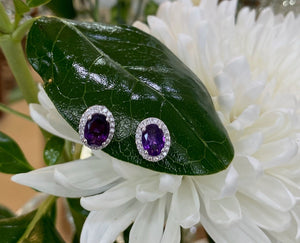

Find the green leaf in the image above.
[
  {"left": 144, "top": 1, "right": 159, "bottom": 18},
  {"left": 123, "top": 224, "right": 132, "bottom": 243},
  {"left": 43, "top": 135, "right": 65, "bottom": 166},
  {"left": 26, "top": 17, "right": 234, "bottom": 175},
  {"left": 46, "top": 0, "right": 76, "bottom": 19},
  {"left": 111, "top": 0, "right": 131, "bottom": 24},
  {"left": 67, "top": 198, "right": 88, "bottom": 243},
  {"left": 0, "top": 2, "right": 13, "bottom": 34},
  {"left": 26, "top": 0, "right": 51, "bottom": 8},
  {"left": 13, "top": 0, "right": 30, "bottom": 15},
  {"left": 208, "top": 234, "right": 216, "bottom": 243},
  {"left": 0, "top": 205, "right": 14, "bottom": 220},
  {"left": 0, "top": 210, "right": 65, "bottom": 243},
  {"left": 0, "top": 131, "right": 33, "bottom": 174}
]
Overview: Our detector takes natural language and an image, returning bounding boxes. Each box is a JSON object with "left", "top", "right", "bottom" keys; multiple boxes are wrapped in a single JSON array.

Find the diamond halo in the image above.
[
  {"left": 79, "top": 105, "right": 115, "bottom": 150},
  {"left": 135, "top": 117, "right": 171, "bottom": 162}
]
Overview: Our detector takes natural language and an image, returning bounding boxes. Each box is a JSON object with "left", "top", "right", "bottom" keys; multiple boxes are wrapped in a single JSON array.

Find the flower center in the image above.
[
  {"left": 84, "top": 114, "right": 110, "bottom": 146},
  {"left": 142, "top": 124, "right": 165, "bottom": 156}
]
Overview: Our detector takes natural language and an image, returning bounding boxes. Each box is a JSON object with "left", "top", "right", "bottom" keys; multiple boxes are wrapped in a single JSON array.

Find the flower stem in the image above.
[
  {"left": 17, "top": 195, "right": 57, "bottom": 243},
  {"left": 0, "top": 103, "right": 32, "bottom": 121},
  {"left": 0, "top": 2, "right": 13, "bottom": 34},
  {"left": 64, "top": 141, "right": 82, "bottom": 161},
  {"left": 13, "top": 18, "right": 37, "bottom": 42},
  {"left": 0, "top": 35, "right": 38, "bottom": 104}
]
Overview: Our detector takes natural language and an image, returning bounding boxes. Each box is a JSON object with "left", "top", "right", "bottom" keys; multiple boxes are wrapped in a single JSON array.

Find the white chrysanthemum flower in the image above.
[{"left": 12, "top": 0, "right": 300, "bottom": 242}]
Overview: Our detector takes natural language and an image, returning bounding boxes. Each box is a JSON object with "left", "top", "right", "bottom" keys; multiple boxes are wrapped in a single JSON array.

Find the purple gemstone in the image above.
[
  {"left": 84, "top": 114, "right": 110, "bottom": 146},
  {"left": 142, "top": 124, "right": 165, "bottom": 156}
]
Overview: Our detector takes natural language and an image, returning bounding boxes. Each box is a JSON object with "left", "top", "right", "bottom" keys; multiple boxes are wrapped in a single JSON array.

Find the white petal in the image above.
[
  {"left": 292, "top": 207, "right": 300, "bottom": 240},
  {"left": 237, "top": 7, "right": 255, "bottom": 29},
  {"left": 201, "top": 213, "right": 271, "bottom": 243},
  {"left": 29, "top": 104, "right": 80, "bottom": 143},
  {"left": 129, "top": 197, "right": 166, "bottom": 243},
  {"left": 233, "top": 155, "right": 263, "bottom": 183},
  {"left": 269, "top": 207, "right": 300, "bottom": 243},
  {"left": 161, "top": 195, "right": 181, "bottom": 243},
  {"left": 248, "top": 110, "right": 292, "bottom": 143},
  {"left": 133, "top": 21, "right": 150, "bottom": 34},
  {"left": 111, "top": 158, "right": 156, "bottom": 179},
  {"left": 214, "top": 71, "right": 233, "bottom": 94},
  {"left": 223, "top": 56, "right": 251, "bottom": 89},
  {"left": 240, "top": 175, "right": 296, "bottom": 212},
  {"left": 136, "top": 176, "right": 165, "bottom": 203},
  {"left": 81, "top": 180, "right": 136, "bottom": 210},
  {"left": 217, "top": 92, "right": 235, "bottom": 115},
  {"left": 159, "top": 174, "right": 182, "bottom": 193},
  {"left": 229, "top": 105, "right": 260, "bottom": 131},
  {"left": 47, "top": 110, "right": 80, "bottom": 143},
  {"left": 12, "top": 157, "right": 121, "bottom": 197},
  {"left": 235, "top": 132, "right": 263, "bottom": 156},
  {"left": 29, "top": 104, "right": 60, "bottom": 137},
  {"left": 172, "top": 177, "right": 200, "bottom": 228},
  {"left": 81, "top": 200, "right": 142, "bottom": 243},
  {"left": 92, "top": 149, "right": 114, "bottom": 160},
  {"left": 269, "top": 171, "right": 300, "bottom": 200},
  {"left": 214, "top": 71, "right": 235, "bottom": 114},
  {"left": 255, "top": 137, "right": 298, "bottom": 169},
  {"left": 238, "top": 193, "right": 292, "bottom": 232},
  {"left": 202, "top": 196, "right": 242, "bottom": 227},
  {"left": 147, "top": 16, "right": 177, "bottom": 53},
  {"left": 37, "top": 84, "right": 55, "bottom": 110},
  {"left": 195, "top": 165, "right": 238, "bottom": 199},
  {"left": 177, "top": 34, "right": 197, "bottom": 73}
]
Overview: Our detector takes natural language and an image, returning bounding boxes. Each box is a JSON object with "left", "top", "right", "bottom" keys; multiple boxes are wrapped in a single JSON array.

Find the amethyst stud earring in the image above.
[
  {"left": 135, "top": 118, "right": 171, "bottom": 162},
  {"left": 79, "top": 105, "right": 115, "bottom": 150}
]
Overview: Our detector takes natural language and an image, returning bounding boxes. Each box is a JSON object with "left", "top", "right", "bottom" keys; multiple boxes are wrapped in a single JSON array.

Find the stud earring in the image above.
[
  {"left": 135, "top": 117, "right": 171, "bottom": 162},
  {"left": 79, "top": 105, "right": 115, "bottom": 150}
]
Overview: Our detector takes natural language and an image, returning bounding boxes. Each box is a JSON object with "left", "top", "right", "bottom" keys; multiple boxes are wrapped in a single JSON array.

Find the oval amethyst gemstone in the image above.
[
  {"left": 84, "top": 114, "right": 110, "bottom": 146},
  {"left": 142, "top": 124, "right": 165, "bottom": 156}
]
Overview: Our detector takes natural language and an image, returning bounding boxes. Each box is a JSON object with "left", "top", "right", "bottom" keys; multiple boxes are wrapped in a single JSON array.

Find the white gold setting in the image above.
[
  {"left": 79, "top": 105, "right": 115, "bottom": 150},
  {"left": 135, "top": 117, "right": 171, "bottom": 162}
]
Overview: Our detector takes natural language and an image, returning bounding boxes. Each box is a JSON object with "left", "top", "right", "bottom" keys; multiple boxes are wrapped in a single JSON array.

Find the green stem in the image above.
[
  {"left": 73, "top": 143, "right": 83, "bottom": 160},
  {"left": 13, "top": 17, "right": 37, "bottom": 42},
  {"left": 13, "top": 14, "right": 22, "bottom": 30},
  {"left": 0, "top": 2, "right": 13, "bottom": 34},
  {"left": 64, "top": 141, "right": 73, "bottom": 161},
  {"left": 63, "top": 141, "right": 82, "bottom": 162},
  {"left": 94, "top": 0, "right": 99, "bottom": 22},
  {"left": 0, "top": 103, "right": 32, "bottom": 121},
  {"left": 17, "top": 196, "right": 56, "bottom": 243},
  {"left": 0, "top": 35, "right": 38, "bottom": 104}
]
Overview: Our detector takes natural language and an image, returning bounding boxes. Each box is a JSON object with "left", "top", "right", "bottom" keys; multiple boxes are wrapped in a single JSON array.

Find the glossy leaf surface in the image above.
[
  {"left": 0, "top": 205, "right": 14, "bottom": 220},
  {"left": 44, "top": 135, "right": 65, "bottom": 166},
  {"left": 27, "top": 17, "right": 234, "bottom": 175},
  {"left": 46, "top": 0, "right": 76, "bottom": 19},
  {"left": 0, "top": 131, "right": 33, "bottom": 174},
  {"left": 0, "top": 210, "right": 65, "bottom": 243}
]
